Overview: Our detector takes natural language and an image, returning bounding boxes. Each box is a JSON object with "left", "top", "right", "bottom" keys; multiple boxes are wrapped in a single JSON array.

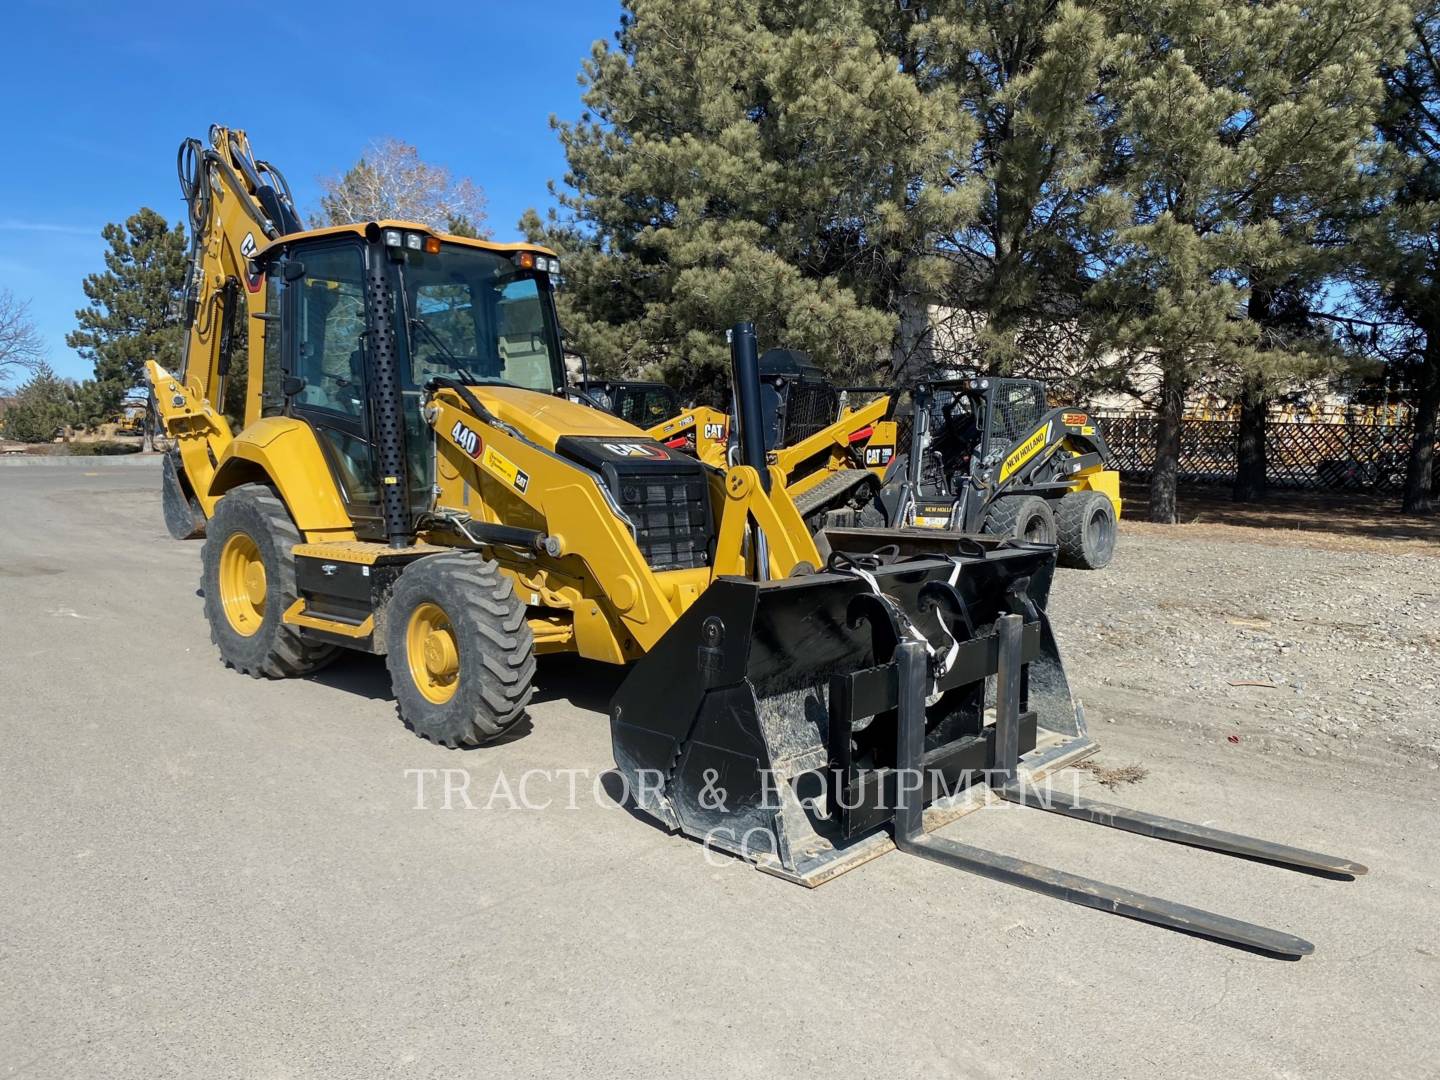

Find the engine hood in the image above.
[{"left": 472, "top": 385, "right": 646, "bottom": 450}]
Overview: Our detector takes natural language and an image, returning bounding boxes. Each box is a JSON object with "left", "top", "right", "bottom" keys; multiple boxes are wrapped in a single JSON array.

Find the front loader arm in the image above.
[
  {"left": 774, "top": 393, "right": 890, "bottom": 489},
  {"left": 428, "top": 392, "right": 821, "bottom": 652}
]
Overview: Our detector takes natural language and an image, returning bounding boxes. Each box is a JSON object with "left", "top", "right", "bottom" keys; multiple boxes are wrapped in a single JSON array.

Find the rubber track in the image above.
[{"left": 793, "top": 468, "right": 877, "bottom": 519}]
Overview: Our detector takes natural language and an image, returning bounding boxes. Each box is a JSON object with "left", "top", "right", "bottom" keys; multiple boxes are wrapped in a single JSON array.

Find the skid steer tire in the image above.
[
  {"left": 1057, "top": 490, "right": 1117, "bottom": 570},
  {"left": 982, "top": 494, "right": 1058, "bottom": 545},
  {"left": 201, "top": 483, "right": 338, "bottom": 678},
  {"left": 384, "top": 553, "right": 536, "bottom": 748}
]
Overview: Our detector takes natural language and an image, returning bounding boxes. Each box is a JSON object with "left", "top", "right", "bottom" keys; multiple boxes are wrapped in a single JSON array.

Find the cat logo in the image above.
[
  {"left": 864, "top": 446, "right": 894, "bottom": 468},
  {"left": 1000, "top": 423, "right": 1052, "bottom": 482},
  {"left": 703, "top": 422, "right": 726, "bottom": 441},
  {"left": 602, "top": 442, "right": 670, "bottom": 460}
]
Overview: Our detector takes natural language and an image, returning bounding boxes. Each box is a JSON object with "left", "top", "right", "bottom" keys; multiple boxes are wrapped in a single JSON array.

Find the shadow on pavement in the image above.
[
  {"left": 531, "top": 654, "right": 627, "bottom": 712},
  {"left": 304, "top": 650, "right": 626, "bottom": 716},
  {"left": 1122, "top": 480, "right": 1440, "bottom": 545}
]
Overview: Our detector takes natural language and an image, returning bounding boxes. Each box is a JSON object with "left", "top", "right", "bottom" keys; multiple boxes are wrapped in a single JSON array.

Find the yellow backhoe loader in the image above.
[{"left": 149, "top": 126, "right": 1364, "bottom": 958}]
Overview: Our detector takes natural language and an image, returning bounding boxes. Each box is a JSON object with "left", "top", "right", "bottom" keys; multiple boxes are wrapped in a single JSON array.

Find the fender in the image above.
[{"left": 208, "top": 417, "right": 356, "bottom": 537}]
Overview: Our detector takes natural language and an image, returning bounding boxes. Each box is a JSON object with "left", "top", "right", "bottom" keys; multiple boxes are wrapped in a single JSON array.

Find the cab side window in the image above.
[{"left": 295, "top": 246, "right": 367, "bottom": 418}]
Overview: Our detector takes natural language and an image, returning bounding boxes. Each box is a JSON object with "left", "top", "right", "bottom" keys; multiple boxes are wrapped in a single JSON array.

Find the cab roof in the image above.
[{"left": 252, "top": 219, "right": 557, "bottom": 263}]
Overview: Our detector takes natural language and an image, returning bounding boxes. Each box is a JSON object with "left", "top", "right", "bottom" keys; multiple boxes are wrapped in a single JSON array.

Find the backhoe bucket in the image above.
[{"left": 609, "top": 532, "right": 1087, "bottom": 884}]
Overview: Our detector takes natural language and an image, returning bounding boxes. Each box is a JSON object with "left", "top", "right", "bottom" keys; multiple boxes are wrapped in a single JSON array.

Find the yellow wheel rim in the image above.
[
  {"left": 407, "top": 601, "right": 460, "bottom": 705},
  {"left": 218, "top": 533, "right": 267, "bottom": 637}
]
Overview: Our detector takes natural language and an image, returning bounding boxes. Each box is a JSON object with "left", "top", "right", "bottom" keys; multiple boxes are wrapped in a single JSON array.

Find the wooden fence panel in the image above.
[{"left": 1095, "top": 413, "right": 1422, "bottom": 493}]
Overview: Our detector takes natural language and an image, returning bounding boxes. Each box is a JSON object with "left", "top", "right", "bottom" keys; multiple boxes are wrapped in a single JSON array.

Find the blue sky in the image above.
[{"left": 0, "top": 0, "right": 621, "bottom": 381}]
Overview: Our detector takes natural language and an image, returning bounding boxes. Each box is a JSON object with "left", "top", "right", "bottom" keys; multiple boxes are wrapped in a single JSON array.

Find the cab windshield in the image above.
[{"left": 396, "top": 243, "right": 563, "bottom": 394}]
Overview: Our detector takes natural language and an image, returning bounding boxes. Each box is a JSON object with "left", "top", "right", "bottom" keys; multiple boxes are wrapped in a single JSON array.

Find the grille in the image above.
[
  {"left": 781, "top": 382, "right": 841, "bottom": 445},
  {"left": 614, "top": 469, "right": 712, "bottom": 571}
]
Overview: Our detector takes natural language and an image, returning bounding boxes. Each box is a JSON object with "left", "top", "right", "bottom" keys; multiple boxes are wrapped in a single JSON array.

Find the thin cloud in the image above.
[{"left": 0, "top": 220, "right": 97, "bottom": 236}]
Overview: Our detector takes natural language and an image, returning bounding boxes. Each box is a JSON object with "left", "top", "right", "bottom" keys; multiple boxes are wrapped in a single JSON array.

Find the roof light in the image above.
[
  {"left": 515, "top": 251, "right": 537, "bottom": 270},
  {"left": 423, "top": 236, "right": 441, "bottom": 254},
  {"left": 405, "top": 233, "right": 423, "bottom": 250},
  {"left": 383, "top": 229, "right": 402, "bottom": 247}
]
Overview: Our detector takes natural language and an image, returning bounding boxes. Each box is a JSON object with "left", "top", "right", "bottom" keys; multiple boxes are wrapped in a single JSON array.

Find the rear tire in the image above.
[
  {"left": 982, "top": 494, "right": 1057, "bottom": 545},
  {"left": 1057, "top": 490, "right": 1118, "bottom": 570},
  {"left": 384, "top": 553, "right": 536, "bottom": 747},
  {"left": 201, "top": 483, "right": 338, "bottom": 677}
]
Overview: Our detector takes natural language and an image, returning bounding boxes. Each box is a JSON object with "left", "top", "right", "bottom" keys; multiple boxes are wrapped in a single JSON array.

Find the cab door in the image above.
[{"left": 282, "top": 242, "right": 384, "bottom": 534}]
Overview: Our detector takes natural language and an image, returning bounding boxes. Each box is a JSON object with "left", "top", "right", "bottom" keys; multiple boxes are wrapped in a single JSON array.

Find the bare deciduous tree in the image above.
[
  {"left": 315, "top": 138, "right": 489, "bottom": 236},
  {"left": 0, "top": 289, "right": 44, "bottom": 393}
]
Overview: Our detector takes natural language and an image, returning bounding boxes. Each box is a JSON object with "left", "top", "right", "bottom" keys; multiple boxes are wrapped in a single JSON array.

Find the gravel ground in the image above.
[{"left": 1050, "top": 521, "right": 1440, "bottom": 767}]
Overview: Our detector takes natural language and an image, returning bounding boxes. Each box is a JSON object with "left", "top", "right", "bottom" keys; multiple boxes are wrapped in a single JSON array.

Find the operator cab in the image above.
[
  {"left": 912, "top": 377, "right": 1048, "bottom": 496},
  {"left": 741, "top": 348, "right": 840, "bottom": 453},
  {"left": 253, "top": 222, "right": 564, "bottom": 541}
]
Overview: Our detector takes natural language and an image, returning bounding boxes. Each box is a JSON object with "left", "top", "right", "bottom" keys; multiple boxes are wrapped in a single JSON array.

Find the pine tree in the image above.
[
  {"left": 1091, "top": 0, "right": 1408, "bottom": 522},
  {"left": 1362, "top": 1, "right": 1440, "bottom": 514},
  {"left": 66, "top": 208, "right": 189, "bottom": 417},
  {"left": 2, "top": 363, "right": 75, "bottom": 443},
  {"left": 540, "top": 0, "right": 975, "bottom": 399},
  {"left": 1221, "top": 0, "right": 1409, "bottom": 502},
  {"left": 913, "top": 0, "right": 1111, "bottom": 377}
]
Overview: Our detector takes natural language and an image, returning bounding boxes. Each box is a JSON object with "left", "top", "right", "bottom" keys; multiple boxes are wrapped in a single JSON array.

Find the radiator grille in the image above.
[{"left": 614, "top": 469, "right": 711, "bottom": 571}]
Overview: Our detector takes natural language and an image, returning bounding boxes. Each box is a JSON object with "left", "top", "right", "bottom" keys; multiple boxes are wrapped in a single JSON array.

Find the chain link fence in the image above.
[{"left": 1096, "top": 413, "right": 1427, "bottom": 493}]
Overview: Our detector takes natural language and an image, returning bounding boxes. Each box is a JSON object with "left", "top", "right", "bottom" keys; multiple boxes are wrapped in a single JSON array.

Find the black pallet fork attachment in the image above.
[{"left": 891, "top": 617, "right": 1366, "bottom": 959}]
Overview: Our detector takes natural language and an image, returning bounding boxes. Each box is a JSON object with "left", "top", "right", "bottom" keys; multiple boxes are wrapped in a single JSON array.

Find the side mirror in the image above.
[
  {"left": 281, "top": 376, "right": 305, "bottom": 397},
  {"left": 281, "top": 260, "right": 307, "bottom": 282}
]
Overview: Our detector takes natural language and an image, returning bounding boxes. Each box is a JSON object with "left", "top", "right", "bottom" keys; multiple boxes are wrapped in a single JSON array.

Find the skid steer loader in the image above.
[
  {"left": 639, "top": 349, "right": 891, "bottom": 529},
  {"left": 856, "top": 378, "right": 1122, "bottom": 569},
  {"left": 153, "top": 125, "right": 1363, "bottom": 958},
  {"left": 571, "top": 378, "right": 733, "bottom": 465}
]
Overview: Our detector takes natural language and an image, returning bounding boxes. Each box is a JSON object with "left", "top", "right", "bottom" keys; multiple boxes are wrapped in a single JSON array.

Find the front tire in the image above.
[
  {"left": 982, "top": 494, "right": 1058, "bottom": 545},
  {"left": 200, "top": 483, "right": 338, "bottom": 677},
  {"left": 384, "top": 553, "right": 536, "bottom": 747},
  {"left": 1057, "top": 490, "right": 1118, "bottom": 570}
]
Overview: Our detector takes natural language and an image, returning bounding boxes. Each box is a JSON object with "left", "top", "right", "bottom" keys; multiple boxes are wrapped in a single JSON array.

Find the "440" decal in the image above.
[{"left": 450, "top": 420, "right": 482, "bottom": 458}]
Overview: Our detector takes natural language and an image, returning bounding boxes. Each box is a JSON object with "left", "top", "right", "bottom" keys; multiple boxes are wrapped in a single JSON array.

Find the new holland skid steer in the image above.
[
  {"left": 852, "top": 378, "right": 1122, "bottom": 569},
  {"left": 152, "top": 126, "right": 1363, "bottom": 958}
]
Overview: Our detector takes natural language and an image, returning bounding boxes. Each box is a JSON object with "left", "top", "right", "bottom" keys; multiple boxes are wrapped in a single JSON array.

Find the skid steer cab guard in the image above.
[{"left": 611, "top": 533, "right": 1081, "bottom": 882}]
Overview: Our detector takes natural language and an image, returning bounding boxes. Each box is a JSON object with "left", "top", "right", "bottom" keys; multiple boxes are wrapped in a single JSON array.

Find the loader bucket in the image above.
[{"left": 609, "top": 532, "right": 1085, "bottom": 883}]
